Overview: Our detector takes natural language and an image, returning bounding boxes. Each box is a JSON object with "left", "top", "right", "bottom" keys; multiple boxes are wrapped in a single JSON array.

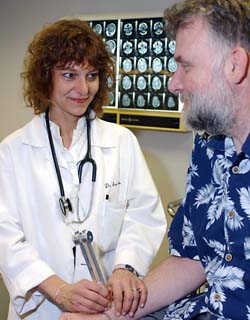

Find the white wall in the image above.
[{"left": 0, "top": 0, "right": 193, "bottom": 319}]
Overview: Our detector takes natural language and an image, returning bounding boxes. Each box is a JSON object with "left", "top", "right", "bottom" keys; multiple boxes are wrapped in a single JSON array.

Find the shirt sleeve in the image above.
[
  {"left": 168, "top": 134, "right": 201, "bottom": 261},
  {"left": 0, "top": 141, "right": 55, "bottom": 316}
]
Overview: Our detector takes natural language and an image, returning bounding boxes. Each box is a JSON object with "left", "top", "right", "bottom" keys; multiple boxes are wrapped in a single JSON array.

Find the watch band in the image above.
[{"left": 113, "top": 264, "right": 139, "bottom": 277}]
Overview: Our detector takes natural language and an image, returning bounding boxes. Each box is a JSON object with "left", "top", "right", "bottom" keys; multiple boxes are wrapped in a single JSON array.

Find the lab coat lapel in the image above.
[
  {"left": 21, "top": 114, "right": 69, "bottom": 170},
  {"left": 93, "top": 119, "right": 125, "bottom": 201},
  {"left": 89, "top": 117, "right": 119, "bottom": 198},
  {"left": 78, "top": 118, "right": 117, "bottom": 218}
]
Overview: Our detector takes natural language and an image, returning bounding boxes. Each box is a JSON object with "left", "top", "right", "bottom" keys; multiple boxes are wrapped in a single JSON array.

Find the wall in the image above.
[{"left": 0, "top": 0, "right": 192, "bottom": 318}]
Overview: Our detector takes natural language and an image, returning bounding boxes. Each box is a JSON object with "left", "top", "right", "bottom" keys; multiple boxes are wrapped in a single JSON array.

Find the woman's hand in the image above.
[
  {"left": 57, "top": 279, "right": 110, "bottom": 313},
  {"left": 107, "top": 269, "right": 147, "bottom": 317}
]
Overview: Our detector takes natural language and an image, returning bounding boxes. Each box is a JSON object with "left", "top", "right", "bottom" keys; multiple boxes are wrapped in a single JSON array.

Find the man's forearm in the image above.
[
  {"left": 105, "top": 256, "right": 206, "bottom": 320},
  {"left": 58, "top": 256, "right": 206, "bottom": 320}
]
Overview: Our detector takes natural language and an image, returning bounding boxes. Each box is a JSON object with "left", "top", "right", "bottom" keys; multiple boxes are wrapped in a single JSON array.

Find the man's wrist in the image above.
[
  {"left": 113, "top": 264, "right": 139, "bottom": 277},
  {"left": 103, "top": 312, "right": 113, "bottom": 320}
]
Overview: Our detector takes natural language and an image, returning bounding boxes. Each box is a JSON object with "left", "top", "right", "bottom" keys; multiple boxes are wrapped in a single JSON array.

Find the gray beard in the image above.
[{"left": 182, "top": 80, "right": 236, "bottom": 136}]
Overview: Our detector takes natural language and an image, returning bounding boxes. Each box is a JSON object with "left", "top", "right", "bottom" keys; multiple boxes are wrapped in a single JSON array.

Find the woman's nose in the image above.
[{"left": 76, "top": 78, "right": 89, "bottom": 94}]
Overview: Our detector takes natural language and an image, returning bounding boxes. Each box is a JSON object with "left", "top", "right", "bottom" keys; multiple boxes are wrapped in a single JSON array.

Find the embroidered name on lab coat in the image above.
[{"left": 104, "top": 181, "right": 121, "bottom": 188}]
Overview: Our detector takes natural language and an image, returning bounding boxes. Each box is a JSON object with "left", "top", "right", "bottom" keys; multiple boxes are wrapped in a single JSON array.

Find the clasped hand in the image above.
[{"left": 57, "top": 270, "right": 147, "bottom": 318}]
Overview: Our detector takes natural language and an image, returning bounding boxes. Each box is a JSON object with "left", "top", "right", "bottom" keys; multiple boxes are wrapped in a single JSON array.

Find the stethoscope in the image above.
[{"left": 45, "top": 109, "right": 97, "bottom": 223}]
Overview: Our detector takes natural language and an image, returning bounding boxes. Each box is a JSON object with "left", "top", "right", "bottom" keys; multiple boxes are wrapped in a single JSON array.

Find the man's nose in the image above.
[{"left": 167, "top": 69, "right": 183, "bottom": 94}]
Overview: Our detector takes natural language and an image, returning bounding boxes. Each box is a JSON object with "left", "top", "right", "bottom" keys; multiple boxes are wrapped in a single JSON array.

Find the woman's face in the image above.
[{"left": 49, "top": 62, "right": 99, "bottom": 122}]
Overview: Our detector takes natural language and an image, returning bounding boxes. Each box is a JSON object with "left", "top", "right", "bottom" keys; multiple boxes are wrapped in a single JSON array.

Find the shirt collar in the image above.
[
  {"left": 204, "top": 132, "right": 250, "bottom": 157},
  {"left": 46, "top": 116, "right": 86, "bottom": 149},
  {"left": 22, "top": 113, "right": 117, "bottom": 149},
  {"left": 241, "top": 133, "right": 250, "bottom": 157},
  {"left": 204, "top": 134, "right": 230, "bottom": 151}
]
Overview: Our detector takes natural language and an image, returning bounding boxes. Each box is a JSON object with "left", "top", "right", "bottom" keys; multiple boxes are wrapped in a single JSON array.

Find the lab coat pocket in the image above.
[{"left": 99, "top": 201, "right": 126, "bottom": 252}]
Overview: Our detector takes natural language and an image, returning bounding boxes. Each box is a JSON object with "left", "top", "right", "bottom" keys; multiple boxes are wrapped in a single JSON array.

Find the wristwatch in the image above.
[{"left": 113, "top": 264, "right": 139, "bottom": 277}]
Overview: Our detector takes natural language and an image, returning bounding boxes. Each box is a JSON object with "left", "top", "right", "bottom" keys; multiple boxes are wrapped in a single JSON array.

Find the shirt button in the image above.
[
  {"left": 228, "top": 210, "right": 235, "bottom": 218},
  {"left": 225, "top": 253, "right": 233, "bottom": 262},
  {"left": 232, "top": 166, "right": 239, "bottom": 174},
  {"left": 214, "top": 293, "right": 221, "bottom": 301}
]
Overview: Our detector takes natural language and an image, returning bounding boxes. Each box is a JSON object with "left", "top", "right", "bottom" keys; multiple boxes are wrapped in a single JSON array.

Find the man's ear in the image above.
[{"left": 224, "top": 47, "right": 249, "bottom": 84}]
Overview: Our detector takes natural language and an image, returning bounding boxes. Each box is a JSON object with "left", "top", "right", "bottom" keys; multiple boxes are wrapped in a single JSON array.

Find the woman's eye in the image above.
[
  {"left": 63, "top": 72, "right": 75, "bottom": 79},
  {"left": 87, "top": 72, "right": 99, "bottom": 81}
]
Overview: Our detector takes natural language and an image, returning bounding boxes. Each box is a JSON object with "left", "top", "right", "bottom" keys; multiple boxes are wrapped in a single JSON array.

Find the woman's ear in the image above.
[{"left": 224, "top": 47, "right": 249, "bottom": 84}]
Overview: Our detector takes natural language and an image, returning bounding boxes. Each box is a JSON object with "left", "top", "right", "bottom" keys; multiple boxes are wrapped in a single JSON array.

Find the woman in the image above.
[{"left": 0, "top": 19, "right": 166, "bottom": 320}]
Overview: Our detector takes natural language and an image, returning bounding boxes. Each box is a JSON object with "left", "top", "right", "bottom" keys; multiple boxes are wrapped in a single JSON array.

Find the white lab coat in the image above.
[{"left": 0, "top": 114, "right": 166, "bottom": 320}]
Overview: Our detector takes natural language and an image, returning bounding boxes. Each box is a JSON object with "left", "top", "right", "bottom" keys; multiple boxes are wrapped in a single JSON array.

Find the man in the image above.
[{"left": 59, "top": 0, "right": 250, "bottom": 319}]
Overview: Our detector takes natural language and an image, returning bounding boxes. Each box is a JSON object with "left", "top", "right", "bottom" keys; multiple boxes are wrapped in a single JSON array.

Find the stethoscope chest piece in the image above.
[{"left": 59, "top": 197, "right": 73, "bottom": 216}]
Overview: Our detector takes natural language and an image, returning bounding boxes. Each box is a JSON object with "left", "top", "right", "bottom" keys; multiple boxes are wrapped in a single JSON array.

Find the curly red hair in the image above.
[{"left": 21, "top": 19, "right": 115, "bottom": 115}]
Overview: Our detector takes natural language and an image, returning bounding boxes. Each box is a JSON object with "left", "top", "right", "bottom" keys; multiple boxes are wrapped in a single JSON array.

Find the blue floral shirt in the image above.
[{"left": 167, "top": 133, "right": 250, "bottom": 320}]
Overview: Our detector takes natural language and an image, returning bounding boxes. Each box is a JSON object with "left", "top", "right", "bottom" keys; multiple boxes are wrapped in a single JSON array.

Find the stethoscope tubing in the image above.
[
  {"left": 78, "top": 117, "right": 97, "bottom": 183},
  {"left": 45, "top": 109, "right": 97, "bottom": 220},
  {"left": 45, "top": 109, "right": 65, "bottom": 198}
]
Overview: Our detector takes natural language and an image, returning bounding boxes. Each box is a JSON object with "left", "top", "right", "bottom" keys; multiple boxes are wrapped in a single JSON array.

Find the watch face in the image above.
[
  {"left": 105, "top": 22, "right": 116, "bottom": 37},
  {"left": 152, "top": 57, "right": 163, "bottom": 73},
  {"left": 152, "top": 96, "right": 161, "bottom": 108},
  {"left": 123, "top": 40, "right": 133, "bottom": 55},
  {"left": 137, "top": 75, "right": 147, "bottom": 90},
  {"left": 152, "top": 40, "right": 163, "bottom": 55},
  {"left": 121, "top": 93, "right": 131, "bottom": 107},
  {"left": 168, "top": 57, "right": 177, "bottom": 73},
  {"left": 152, "top": 76, "right": 162, "bottom": 91},
  {"left": 153, "top": 21, "right": 164, "bottom": 36},
  {"left": 138, "top": 22, "right": 149, "bottom": 36},
  {"left": 137, "top": 57, "right": 147, "bottom": 73},
  {"left": 106, "top": 40, "right": 116, "bottom": 54},
  {"left": 136, "top": 94, "right": 146, "bottom": 107},
  {"left": 122, "top": 75, "right": 132, "bottom": 90},
  {"left": 123, "top": 22, "right": 133, "bottom": 36},
  {"left": 122, "top": 58, "right": 133, "bottom": 72},
  {"left": 138, "top": 40, "right": 148, "bottom": 55},
  {"left": 168, "top": 40, "right": 176, "bottom": 54},
  {"left": 93, "top": 23, "right": 102, "bottom": 34}
]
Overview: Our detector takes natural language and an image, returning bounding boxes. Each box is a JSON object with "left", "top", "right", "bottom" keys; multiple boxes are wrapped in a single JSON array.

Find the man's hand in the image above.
[
  {"left": 107, "top": 269, "right": 147, "bottom": 317},
  {"left": 59, "top": 313, "right": 85, "bottom": 320}
]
